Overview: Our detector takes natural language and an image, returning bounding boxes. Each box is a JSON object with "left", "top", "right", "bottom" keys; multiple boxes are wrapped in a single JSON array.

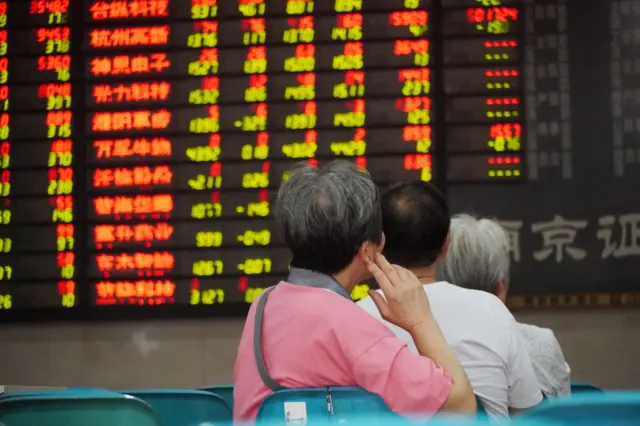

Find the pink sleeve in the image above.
[{"left": 352, "top": 336, "right": 452, "bottom": 417}]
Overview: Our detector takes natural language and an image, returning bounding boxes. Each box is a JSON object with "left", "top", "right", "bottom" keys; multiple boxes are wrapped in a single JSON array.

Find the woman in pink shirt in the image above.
[{"left": 233, "top": 160, "right": 476, "bottom": 421}]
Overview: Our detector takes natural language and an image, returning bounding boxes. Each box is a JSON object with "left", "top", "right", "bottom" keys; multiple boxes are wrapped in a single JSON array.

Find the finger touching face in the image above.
[
  {"left": 374, "top": 252, "right": 401, "bottom": 285},
  {"left": 358, "top": 242, "right": 377, "bottom": 280},
  {"left": 362, "top": 251, "right": 394, "bottom": 293},
  {"left": 359, "top": 241, "right": 376, "bottom": 263}
]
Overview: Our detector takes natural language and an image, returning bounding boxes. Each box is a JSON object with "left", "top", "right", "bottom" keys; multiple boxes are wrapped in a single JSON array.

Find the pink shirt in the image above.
[{"left": 233, "top": 282, "right": 452, "bottom": 421}]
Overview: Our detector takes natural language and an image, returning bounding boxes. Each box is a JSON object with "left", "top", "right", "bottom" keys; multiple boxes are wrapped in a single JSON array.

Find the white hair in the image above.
[
  {"left": 436, "top": 213, "right": 511, "bottom": 293},
  {"left": 274, "top": 160, "right": 382, "bottom": 273}
]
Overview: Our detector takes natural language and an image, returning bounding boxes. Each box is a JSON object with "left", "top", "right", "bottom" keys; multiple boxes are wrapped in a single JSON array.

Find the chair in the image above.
[
  {"left": 328, "top": 387, "right": 396, "bottom": 422},
  {"left": 307, "top": 418, "right": 554, "bottom": 426},
  {"left": 570, "top": 382, "right": 603, "bottom": 394},
  {"left": 257, "top": 388, "right": 332, "bottom": 423},
  {"left": 200, "top": 384, "right": 234, "bottom": 410},
  {"left": 0, "top": 388, "right": 113, "bottom": 401},
  {"left": 123, "top": 389, "right": 232, "bottom": 426},
  {"left": 0, "top": 393, "right": 161, "bottom": 426},
  {"left": 520, "top": 391, "right": 640, "bottom": 425},
  {"left": 258, "top": 387, "right": 489, "bottom": 424},
  {"left": 329, "top": 387, "right": 490, "bottom": 420}
]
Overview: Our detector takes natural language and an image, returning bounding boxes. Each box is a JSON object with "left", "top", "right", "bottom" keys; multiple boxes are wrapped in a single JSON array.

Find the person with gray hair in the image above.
[
  {"left": 233, "top": 161, "right": 476, "bottom": 421},
  {"left": 358, "top": 181, "right": 543, "bottom": 419},
  {"left": 437, "top": 214, "right": 572, "bottom": 398}
]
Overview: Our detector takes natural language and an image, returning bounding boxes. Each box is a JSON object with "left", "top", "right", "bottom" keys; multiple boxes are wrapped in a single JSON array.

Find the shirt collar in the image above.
[{"left": 286, "top": 267, "right": 352, "bottom": 301}]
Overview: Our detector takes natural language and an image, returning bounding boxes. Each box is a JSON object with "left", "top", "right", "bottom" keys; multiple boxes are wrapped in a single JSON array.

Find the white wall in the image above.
[{"left": 1, "top": 310, "right": 639, "bottom": 389}]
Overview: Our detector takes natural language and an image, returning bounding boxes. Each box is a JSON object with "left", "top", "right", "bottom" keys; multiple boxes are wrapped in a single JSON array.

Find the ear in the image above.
[
  {"left": 358, "top": 241, "right": 374, "bottom": 263},
  {"left": 495, "top": 281, "right": 508, "bottom": 303},
  {"left": 439, "top": 232, "right": 450, "bottom": 259},
  {"left": 357, "top": 242, "right": 377, "bottom": 280}
]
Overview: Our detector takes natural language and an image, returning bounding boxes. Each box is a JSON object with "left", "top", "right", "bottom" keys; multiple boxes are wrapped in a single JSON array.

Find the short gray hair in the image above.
[
  {"left": 275, "top": 160, "right": 383, "bottom": 274},
  {"left": 436, "top": 213, "right": 511, "bottom": 293}
]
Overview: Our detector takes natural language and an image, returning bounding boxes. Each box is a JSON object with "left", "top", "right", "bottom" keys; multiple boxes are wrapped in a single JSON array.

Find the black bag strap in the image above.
[
  {"left": 252, "top": 269, "right": 350, "bottom": 392},
  {"left": 253, "top": 286, "right": 285, "bottom": 391}
]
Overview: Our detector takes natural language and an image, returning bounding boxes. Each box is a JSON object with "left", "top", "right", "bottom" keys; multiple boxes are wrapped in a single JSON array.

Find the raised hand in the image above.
[{"left": 363, "top": 252, "right": 433, "bottom": 332}]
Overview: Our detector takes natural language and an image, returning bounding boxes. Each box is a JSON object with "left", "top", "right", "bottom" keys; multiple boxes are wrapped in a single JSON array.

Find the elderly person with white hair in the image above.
[{"left": 437, "top": 213, "right": 572, "bottom": 398}]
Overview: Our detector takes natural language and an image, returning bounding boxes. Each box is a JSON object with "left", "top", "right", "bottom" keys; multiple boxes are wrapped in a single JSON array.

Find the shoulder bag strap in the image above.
[{"left": 253, "top": 286, "right": 285, "bottom": 391}]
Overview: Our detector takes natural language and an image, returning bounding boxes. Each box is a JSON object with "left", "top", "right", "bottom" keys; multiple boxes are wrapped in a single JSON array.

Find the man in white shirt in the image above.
[
  {"left": 358, "top": 181, "right": 543, "bottom": 419},
  {"left": 436, "top": 214, "right": 572, "bottom": 398}
]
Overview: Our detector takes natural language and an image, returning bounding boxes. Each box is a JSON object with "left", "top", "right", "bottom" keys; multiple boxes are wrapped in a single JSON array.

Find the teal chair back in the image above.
[
  {"left": 328, "top": 387, "right": 396, "bottom": 422},
  {"left": 0, "top": 389, "right": 113, "bottom": 401},
  {"left": 258, "top": 387, "right": 488, "bottom": 423},
  {"left": 269, "top": 418, "right": 550, "bottom": 426},
  {"left": 257, "top": 388, "right": 333, "bottom": 423},
  {"left": 570, "top": 382, "right": 603, "bottom": 394},
  {"left": 0, "top": 393, "right": 160, "bottom": 426},
  {"left": 520, "top": 391, "right": 640, "bottom": 425},
  {"left": 329, "top": 388, "right": 487, "bottom": 418},
  {"left": 201, "top": 384, "right": 234, "bottom": 410},
  {"left": 257, "top": 388, "right": 552, "bottom": 425},
  {"left": 123, "top": 389, "right": 232, "bottom": 426}
]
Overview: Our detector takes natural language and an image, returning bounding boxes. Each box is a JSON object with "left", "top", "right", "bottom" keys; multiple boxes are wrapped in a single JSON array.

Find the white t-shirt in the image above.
[{"left": 357, "top": 282, "right": 543, "bottom": 419}]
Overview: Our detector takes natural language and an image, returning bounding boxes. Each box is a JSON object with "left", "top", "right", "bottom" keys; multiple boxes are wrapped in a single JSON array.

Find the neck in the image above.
[
  {"left": 332, "top": 268, "right": 359, "bottom": 293},
  {"left": 409, "top": 265, "right": 437, "bottom": 284}
]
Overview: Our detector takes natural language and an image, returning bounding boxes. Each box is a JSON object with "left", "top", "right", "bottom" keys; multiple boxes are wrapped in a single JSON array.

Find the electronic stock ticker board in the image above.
[{"left": 0, "top": 0, "right": 526, "bottom": 320}]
